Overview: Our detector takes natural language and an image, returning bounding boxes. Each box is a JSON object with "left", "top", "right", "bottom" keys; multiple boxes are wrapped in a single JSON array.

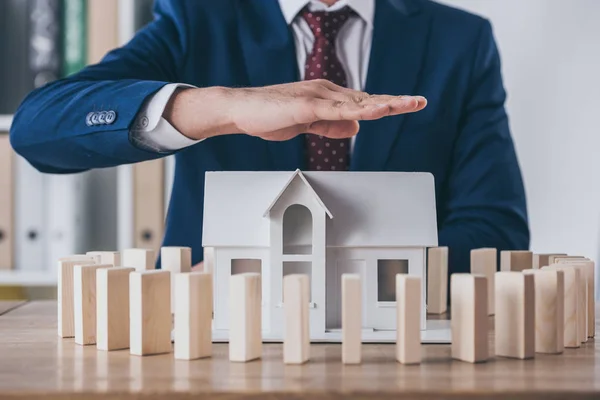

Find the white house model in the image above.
[{"left": 203, "top": 170, "right": 450, "bottom": 343}]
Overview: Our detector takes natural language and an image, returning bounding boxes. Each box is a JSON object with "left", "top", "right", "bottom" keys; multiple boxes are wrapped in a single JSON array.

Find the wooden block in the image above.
[
  {"left": 548, "top": 255, "right": 584, "bottom": 264},
  {"left": 500, "top": 250, "right": 533, "bottom": 272},
  {"left": 129, "top": 270, "right": 171, "bottom": 356},
  {"left": 57, "top": 257, "right": 96, "bottom": 338},
  {"left": 86, "top": 251, "right": 121, "bottom": 266},
  {"left": 427, "top": 247, "right": 448, "bottom": 315},
  {"left": 523, "top": 269, "right": 564, "bottom": 354},
  {"left": 229, "top": 273, "right": 262, "bottom": 362},
  {"left": 122, "top": 248, "right": 155, "bottom": 271},
  {"left": 396, "top": 274, "right": 421, "bottom": 365},
  {"left": 555, "top": 258, "right": 595, "bottom": 338},
  {"left": 74, "top": 264, "right": 112, "bottom": 345},
  {"left": 495, "top": 272, "right": 535, "bottom": 359},
  {"left": 533, "top": 253, "right": 566, "bottom": 269},
  {"left": 341, "top": 274, "right": 361, "bottom": 364},
  {"left": 470, "top": 248, "right": 497, "bottom": 315},
  {"left": 97, "top": 267, "right": 135, "bottom": 351},
  {"left": 543, "top": 265, "right": 580, "bottom": 348},
  {"left": 552, "top": 262, "right": 587, "bottom": 343},
  {"left": 450, "top": 274, "right": 488, "bottom": 363},
  {"left": 283, "top": 274, "right": 310, "bottom": 365},
  {"left": 204, "top": 247, "right": 215, "bottom": 274},
  {"left": 555, "top": 263, "right": 587, "bottom": 344},
  {"left": 161, "top": 247, "right": 192, "bottom": 314},
  {"left": 174, "top": 272, "right": 212, "bottom": 360}
]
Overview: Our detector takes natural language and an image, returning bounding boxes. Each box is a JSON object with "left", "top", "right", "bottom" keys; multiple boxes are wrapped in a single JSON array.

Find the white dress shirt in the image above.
[{"left": 130, "top": 0, "right": 374, "bottom": 153}]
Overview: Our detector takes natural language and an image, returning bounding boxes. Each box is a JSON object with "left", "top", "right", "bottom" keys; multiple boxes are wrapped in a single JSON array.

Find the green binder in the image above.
[{"left": 62, "top": 0, "right": 87, "bottom": 77}]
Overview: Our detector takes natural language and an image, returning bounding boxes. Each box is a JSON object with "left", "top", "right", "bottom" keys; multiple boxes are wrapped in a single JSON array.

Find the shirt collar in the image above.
[{"left": 278, "top": 0, "right": 375, "bottom": 27}]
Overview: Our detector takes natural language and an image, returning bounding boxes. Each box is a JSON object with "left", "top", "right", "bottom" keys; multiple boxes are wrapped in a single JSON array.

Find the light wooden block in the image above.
[
  {"left": 548, "top": 255, "right": 584, "bottom": 264},
  {"left": 550, "top": 263, "right": 587, "bottom": 344},
  {"left": 57, "top": 257, "right": 96, "bottom": 338},
  {"left": 500, "top": 250, "right": 533, "bottom": 272},
  {"left": 470, "top": 248, "right": 497, "bottom": 315},
  {"left": 283, "top": 274, "right": 310, "bottom": 365},
  {"left": 122, "top": 248, "right": 155, "bottom": 271},
  {"left": 341, "top": 274, "right": 361, "bottom": 364},
  {"left": 495, "top": 271, "right": 535, "bottom": 359},
  {"left": 130, "top": 270, "right": 171, "bottom": 356},
  {"left": 229, "top": 273, "right": 262, "bottom": 362},
  {"left": 74, "top": 264, "right": 112, "bottom": 345},
  {"left": 427, "top": 247, "right": 448, "bottom": 315},
  {"left": 86, "top": 251, "right": 121, "bottom": 266},
  {"left": 203, "top": 247, "right": 215, "bottom": 274},
  {"left": 533, "top": 253, "right": 566, "bottom": 269},
  {"left": 450, "top": 274, "right": 488, "bottom": 363},
  {"left": 554, "top": 262, "right": 587, "bottom": 343},
  {"left": 174, "top": 272, "right": 212, "bottom": 360},
  {"left": 97, "top": 267, "right": 135, "bottom": 351},
  {"left": 555, "top": 258, "right": 595, "bottom": 338},
  {"left": 543, "top": 265, "right": 580, "bottom": 348},
  {"left": 523, "top": 269, "right": 564, "bottom": 354},
  {"left": 396, "top": 274, "right": 421, "bottom": 365},
  {"left": 161, "top": 247, "right": 192, "bottom": 314}
]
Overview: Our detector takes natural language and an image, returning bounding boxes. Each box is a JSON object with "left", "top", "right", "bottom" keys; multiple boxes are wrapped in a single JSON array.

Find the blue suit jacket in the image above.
[{"left": 10, "top": 0, "right": 529, "bottom": 272}]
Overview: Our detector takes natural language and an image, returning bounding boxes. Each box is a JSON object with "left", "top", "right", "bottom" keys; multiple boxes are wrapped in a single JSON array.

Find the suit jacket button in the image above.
[
  {"left": 91, "top": 112, "right": 100, "bottom": 125},
  {"left": 86, "top": 112, "right": 94, "bottom": 126},
  {"left": 105, "top": 110, "right": 117, "bottom": 124},
  {"left": 98, "top": 111, "right": 107, "bottom": 124}
]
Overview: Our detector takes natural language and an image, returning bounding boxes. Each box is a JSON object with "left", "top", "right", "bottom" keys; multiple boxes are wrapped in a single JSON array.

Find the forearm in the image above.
[
  {"left": 10, "top": 78, "right": 169, "bottom": 173},
  {"left": 163, "top": 87, "right": 238, "bottom": 140}
]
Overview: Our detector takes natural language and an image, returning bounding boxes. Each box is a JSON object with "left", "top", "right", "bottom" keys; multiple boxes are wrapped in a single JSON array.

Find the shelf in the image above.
[
  {"left": 0, "top": 270, "right": 56, "bottom": 286},
  {"left": 0, "top": 115, "right": 13, "bottom": 131}
]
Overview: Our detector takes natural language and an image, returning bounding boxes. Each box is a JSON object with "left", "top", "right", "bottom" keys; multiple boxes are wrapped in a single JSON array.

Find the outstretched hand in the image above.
[{"left": 164, "top": 79, "right": 427, "bottom": 141}]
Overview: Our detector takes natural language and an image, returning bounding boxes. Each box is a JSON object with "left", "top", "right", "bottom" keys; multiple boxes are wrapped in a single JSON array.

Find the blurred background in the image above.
[{"left": 0, "top": 0, "right": 599, "bottom": 299}]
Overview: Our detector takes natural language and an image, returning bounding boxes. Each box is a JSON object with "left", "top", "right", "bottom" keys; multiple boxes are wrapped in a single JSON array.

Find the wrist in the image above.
[{"left": 163, "top": 86, "right": 237, "bottom": 140}]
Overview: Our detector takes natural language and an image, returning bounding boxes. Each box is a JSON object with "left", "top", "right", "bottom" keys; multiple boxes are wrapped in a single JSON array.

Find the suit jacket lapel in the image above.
[
  {"left": 236, "top": 0, "right": 305, "bottom": 171},
  {"left": 351, "top": 0, "right": 432, "bottom": 171}
]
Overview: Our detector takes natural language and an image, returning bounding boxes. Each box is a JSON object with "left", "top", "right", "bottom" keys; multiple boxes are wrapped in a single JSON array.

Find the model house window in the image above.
[
  {"left": 377, "top": 259, "right": 408, "bottom": 302},
  {"left": 283, "top": 204, "right": 312, "bottom": 255},
  {"left": 231, "top": 259, "right": 262, "bottom": 275},
  {"left": 283, "top": 261, "right": 312, "bottom": 300}
]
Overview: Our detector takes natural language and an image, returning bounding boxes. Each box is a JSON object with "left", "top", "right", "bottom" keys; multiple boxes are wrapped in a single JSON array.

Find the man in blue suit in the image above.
[{"left": 10, "top": 0, "right": 529, "bottom": 273}]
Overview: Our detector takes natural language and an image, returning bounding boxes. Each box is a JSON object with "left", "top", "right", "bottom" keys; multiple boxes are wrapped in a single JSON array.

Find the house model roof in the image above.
[{"left": 203, "top": 170, "right": 438, "bottom": 248}]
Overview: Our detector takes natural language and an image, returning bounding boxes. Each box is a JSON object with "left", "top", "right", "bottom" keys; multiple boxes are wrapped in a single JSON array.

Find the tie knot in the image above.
[{"left": 301, "top": 6, "right": 354, "bottom": 39}]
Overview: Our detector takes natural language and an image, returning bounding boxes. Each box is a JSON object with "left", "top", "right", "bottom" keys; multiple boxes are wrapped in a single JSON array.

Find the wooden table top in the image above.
[{"left": 0, "top": 301, "right": 598, "bottom": 400}]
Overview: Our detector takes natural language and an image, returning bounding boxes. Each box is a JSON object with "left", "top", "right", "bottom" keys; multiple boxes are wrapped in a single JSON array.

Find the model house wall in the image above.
[{"left": 204, "top": 170, "right": 438, "bottom": 341}]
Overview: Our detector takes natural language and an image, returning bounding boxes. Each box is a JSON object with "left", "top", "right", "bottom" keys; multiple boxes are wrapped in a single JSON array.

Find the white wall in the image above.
[{"left": 439, "top": 0, "right": 600, "bottom": 267}]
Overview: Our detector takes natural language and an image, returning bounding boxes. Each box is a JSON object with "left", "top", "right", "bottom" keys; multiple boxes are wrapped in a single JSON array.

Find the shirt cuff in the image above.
[{"left": 130, "top": 83, "right": 202, "bottom": 152}]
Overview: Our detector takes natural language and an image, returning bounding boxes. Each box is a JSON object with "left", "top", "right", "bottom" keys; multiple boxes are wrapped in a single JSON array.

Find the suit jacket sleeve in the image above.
[
  {"left": 10, "top": 0, "right": 188, "bottom": 173},
  {"left": 438, "top": 20, "right": 530, "bottom": 273}
]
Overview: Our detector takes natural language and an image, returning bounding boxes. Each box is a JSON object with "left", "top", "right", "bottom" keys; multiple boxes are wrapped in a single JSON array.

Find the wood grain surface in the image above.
[{"left": 0, "top": 301, "right": 598, "bottom": 400}]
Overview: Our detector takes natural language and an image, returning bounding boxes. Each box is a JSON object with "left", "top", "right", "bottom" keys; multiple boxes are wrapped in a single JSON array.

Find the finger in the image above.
[
  {"left": 306, "top": 99, "right": 392, "bottom": 122},
  {"left": 314, "top": 80, "right": 372, "bottom": 102},
  {"left": 307, "top": 120, "right": 359, "bottom": 138},
  {"left": 360, "top": 95, "right": 428, "bottom": 114}
]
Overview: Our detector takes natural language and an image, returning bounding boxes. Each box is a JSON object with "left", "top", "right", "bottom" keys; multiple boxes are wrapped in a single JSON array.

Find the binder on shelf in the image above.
[
  {"left": 29, "top": 0, "right": 62, "bottom": 89},
  {"left": 88, "top": 0, "right": 119, "bottom": 64},
  {"left": 0, "top": 0, "right": 34, "bottom": 114},
  {"left": 46, "top": 174, "right": 90, "bottom": 275},
  {"left": 14, "top": 156, "right": 46, "bottom": 272},
  {"left": 133, "top": 160, "right": 166, "bottom": 257},
  {"left": 0, "top": 132, "right": 14, "bottom": 270},
  {"left": 63, "top": 0, "right": 87, "bottom": 76}
]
